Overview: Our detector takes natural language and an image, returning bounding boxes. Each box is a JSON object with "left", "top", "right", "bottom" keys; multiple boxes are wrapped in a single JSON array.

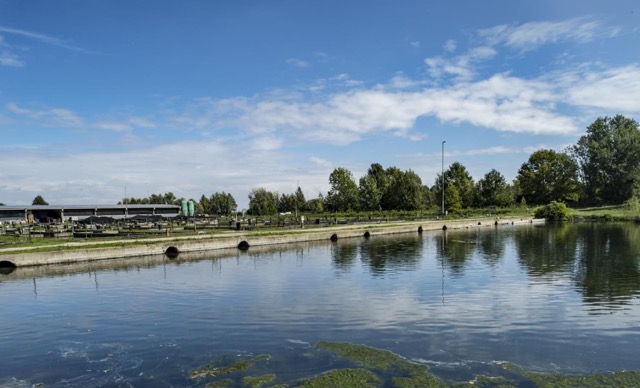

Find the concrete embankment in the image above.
[{"left": 0, "top": 217, "right": 543, "bottom": 268}]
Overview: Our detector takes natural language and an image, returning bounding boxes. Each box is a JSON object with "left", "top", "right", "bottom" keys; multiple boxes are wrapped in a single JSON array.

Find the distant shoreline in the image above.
[{"left": 0, "top": 217, "right": 543, "bottom": 268}]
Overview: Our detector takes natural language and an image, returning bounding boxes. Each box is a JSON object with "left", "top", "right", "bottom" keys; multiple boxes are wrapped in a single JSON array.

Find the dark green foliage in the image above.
[
  {"left": 474, "top": 169, "right": 514, "bottom": 208},
  {"left": 326, "top": 167, "right": 359, "bottom": 212},
  {"left": 571, "top": 115, "right": 640, "bottom": 205},
  {"left": 516, "top": 149, "right": 580, "bottom": 205},
  {"left": 534, "top": 201, "right": 570, "bottom": 221},
  {"left": 32, "top": 195, "right": 49, "bottom": 205},
  {"left": 248, "top": 188, "right": 278, "bottom": 216},
  {"left": 359, "top": 174, "right": 383, "bottom": 211},
  {"left": 302, "top": 368, "right": 379, "bottom": 387},
  {"left": 119, "top": 192, "right": 179, "bottom": 205},
  {"left": 381, "top": 167, "right": 424, "bottom": 211},
  {"left": 433, "top": 162, "right": 475, "bottom": 210},
  {"left": 243, "top": 373, "right": 276, "bottom": 387},
  {"left": 201, "top": 192, "right": 237, "bottom": 215}
]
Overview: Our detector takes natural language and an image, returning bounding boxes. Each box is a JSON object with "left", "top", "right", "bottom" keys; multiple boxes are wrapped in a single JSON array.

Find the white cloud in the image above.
[
  {"left": 96, "top": 121, "right": 131, "bottom": 132},
  {"left": 286, "top": 58, "right": 310, "bottom": 68},
  {"left": 463, "top": 145, "right": 548, "bottom": 156},
  {"left": 564, "top": 65, "right": 640, "bottom": 113},
  {"left": 128, "top": 117, "right": 156, "bottom": 129},
  {"left": 0, "top": 25, "right": 88, "bottom": 52},
  {"left": 6, "top": 103, "right": 83, "bottom": 127},
  {"left": 251, "top": 136, "right": 283, "bottom": 151},
  {"left": 309, "top": 156, "right": 332, "bottom": 169},
  {"left": 443, "top": 39, "right": 457, "bottom": 52},
  {"left": 478, "top": 18, "right": 616, "bottom": 52},
  {"left": 0, "top": 50, "right": 23, "bottom": 67},
  {"left": 426, "top": 46, "right": 496, "bottom": 81},
  {"left": 410, "top": 40, "right": 421, "bottom": 48},
  {"left": 95, "top": 117, "right": 157, "bottom": 132},
  {"left": 0, "top": 140, "right": 317, "bottom": 207}
]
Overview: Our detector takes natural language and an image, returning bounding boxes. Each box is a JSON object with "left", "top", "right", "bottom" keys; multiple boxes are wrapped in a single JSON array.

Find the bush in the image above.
[{"left": 534, "top": 201, "right": 570, "bottom": 221}]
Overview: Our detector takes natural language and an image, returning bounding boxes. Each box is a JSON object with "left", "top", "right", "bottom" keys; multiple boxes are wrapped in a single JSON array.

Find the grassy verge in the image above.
[{"left": 570, "top": 205, "right": 640, "bottom": 221}]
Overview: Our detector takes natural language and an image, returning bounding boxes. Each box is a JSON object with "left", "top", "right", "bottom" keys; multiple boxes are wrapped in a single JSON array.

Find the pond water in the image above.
[{"left": 2, "top": 222, "right": 640, "bottom": 386}]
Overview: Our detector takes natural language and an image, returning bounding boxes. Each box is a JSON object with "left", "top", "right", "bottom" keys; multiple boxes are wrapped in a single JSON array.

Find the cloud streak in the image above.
[
  {"left": 0, "top": 25, "right": 88, "bottom": 52},
  {"left": 477, "top": 17, "right": 616, "bottom": 51}
]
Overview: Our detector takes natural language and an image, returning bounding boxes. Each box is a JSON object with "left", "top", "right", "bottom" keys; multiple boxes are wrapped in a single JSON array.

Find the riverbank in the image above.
[{"left": 0, "top": 217, "right": 543, "bottom": 268}]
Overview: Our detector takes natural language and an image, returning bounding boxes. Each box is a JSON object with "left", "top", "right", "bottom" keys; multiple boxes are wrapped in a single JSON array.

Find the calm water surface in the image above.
[{"left": 2, "top": 223, "right": 640, "bottom": 386}]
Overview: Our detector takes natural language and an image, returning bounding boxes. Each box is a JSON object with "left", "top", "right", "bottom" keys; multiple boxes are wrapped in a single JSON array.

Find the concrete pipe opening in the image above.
[
  {"left": 165, "top": 246, "right": 180, "bottom": 259},
  {"left": 330, "top": 233, "right": 338, "bottom": 242},
  {"left": 0, "top": 260, "right": 17, "bottom": 275},
  {"left": 238, "top": 241, "right": 250, "bottom": 251},
  {"left": 418, "top": 226, "right": 423, "bottom": 234},
  {"left": 363, "top": 231, "right": 371, "bottom": 238}
]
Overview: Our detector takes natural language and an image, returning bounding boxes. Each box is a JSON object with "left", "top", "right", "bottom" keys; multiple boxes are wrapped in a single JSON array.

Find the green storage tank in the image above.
[
  {"left": 181, "top": 200, "right": 188, "bottom": 217},
  {"left": 187, "top": 200, "right": 195, "bottom": 217}
]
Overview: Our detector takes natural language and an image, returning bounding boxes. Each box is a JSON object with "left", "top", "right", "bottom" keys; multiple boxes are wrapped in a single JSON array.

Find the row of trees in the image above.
[
  {"left": 120, "top": 192, "right": 238, "bottom": 216},
  {"left": 249, "top": 115, "right": 638, "bottom": 214},
  {"left": 14, "top": 116, "right": 638, "bottom": 216}
]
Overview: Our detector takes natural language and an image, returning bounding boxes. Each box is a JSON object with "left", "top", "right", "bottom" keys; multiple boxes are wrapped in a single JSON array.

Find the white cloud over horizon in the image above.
[{"left": 1, "top": 14, "right": 639, "bottom": 207}]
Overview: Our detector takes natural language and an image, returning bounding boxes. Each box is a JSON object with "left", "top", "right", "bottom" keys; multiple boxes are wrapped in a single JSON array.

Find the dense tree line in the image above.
[
  {"left": 246, "top": 115, "right": 640, "bottom": 215},
  {"left": 120, "top": 191, "right": 238, "bottom": 216},
  {"left": 15, "top": 116, "right": 637, "bottom": 215}
]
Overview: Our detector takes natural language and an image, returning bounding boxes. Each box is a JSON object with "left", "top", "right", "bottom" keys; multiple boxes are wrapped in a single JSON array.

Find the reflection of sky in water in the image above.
[{"left": 2, "top": 223, "right": 640, "bottom": 386}]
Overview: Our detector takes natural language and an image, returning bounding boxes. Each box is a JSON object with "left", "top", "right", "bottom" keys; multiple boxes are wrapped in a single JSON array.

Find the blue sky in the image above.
[{"left": 1, "top": 1, "right": 639, "bottom": 208}]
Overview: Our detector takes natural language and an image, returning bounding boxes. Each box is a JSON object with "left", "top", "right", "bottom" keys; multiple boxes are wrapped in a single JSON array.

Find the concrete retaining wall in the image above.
[{"left": 1, "top": 218, "right": 543, "bottom": 268}]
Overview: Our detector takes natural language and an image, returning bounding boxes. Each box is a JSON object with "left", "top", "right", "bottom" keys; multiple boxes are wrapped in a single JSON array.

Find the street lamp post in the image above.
[{"left": 441, "top": 140, "right": 446, "bottom": 217}]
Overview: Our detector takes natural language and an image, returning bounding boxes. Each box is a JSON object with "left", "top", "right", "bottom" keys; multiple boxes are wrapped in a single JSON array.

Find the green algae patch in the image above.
[
  {"left": 521, "top": 370, "right": 640, "bottom": 387},
  {"left": 189, "top": 354, "right": 271, "bottom": 380},
  {"left": 301, "top": 368, "right": 379, "bottom": 387},
  {"left": 315, "top": 341, "right": 404, "bottom": 371},
  {"left": 456, "top": 374, "right": 515, "bottom": 387},
  {"left": 314, "top": 341, "right": 445, "bottom": 387},
  {"left": 205, "top": 379, "right": 233, "bottom": 388},
  {"left": 243, "top": 373, "right": 276, "bottom": 387}
]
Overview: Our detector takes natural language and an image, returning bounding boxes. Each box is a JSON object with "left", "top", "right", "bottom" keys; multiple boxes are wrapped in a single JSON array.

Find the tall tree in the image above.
[
  {"left": 474, "top": 169, "right": 514, "bottom": 207},
  {"left": 358, "top": 163, "right": 387, "bottom": 211},
  {"left": 326, "top": 167, "right": 359, "bottom": 212},
  {"left": 359, "top": 174, "right": 382, "bottom": 211},
  {"left": 381, "top": 167, "right": 424, "bottom": 211},
  {"left": 248, "top": 188, "right": 278, "bottom": 216},
  {"left": 294, "top": 187, "right": 306, "bottom": 212},
  {"left": 32, "top": 195, "right": 49, "bottom": 205},
  {"left": 571, "top": 115, "right": 640, "bottom": 205},
  {"left": 277, "top": 193, "right": 296, "bottom": 213},
  {"left": 516, "top": 149, "right": 580, "bottom": 205},
  {"left": 433, "top": 162, "right": 475, "bottom": 209}
]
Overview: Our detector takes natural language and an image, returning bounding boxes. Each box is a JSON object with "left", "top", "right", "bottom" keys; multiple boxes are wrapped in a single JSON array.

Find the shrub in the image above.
[{"left": 534, "top": 201, "right": 570, "bottom": 221}]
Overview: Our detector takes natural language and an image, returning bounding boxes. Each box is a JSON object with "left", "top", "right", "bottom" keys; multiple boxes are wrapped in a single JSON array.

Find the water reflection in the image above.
[
  {"left": 477, "top": 228, "right": 507, "bottom": 266},
  {"left": 358, "top": 234, "right": 423, "bottom": 275},
  {"left": 4, "top": 223, "right": 640, "bottom": 386},
  {"left": 574, "top": 223, "right": 640, "bottom": 308},
  {"left": 515, "top": 223, "right": 579, "bottom": 276},
  {"left": 331, "top": 240, "right": 359, "bottom": 271},
  {"left": 513, "top": 222, "right": 640, "bottom": 308},
  {"left": 436, "top": 229, "right": 477, "bottom": 276}
]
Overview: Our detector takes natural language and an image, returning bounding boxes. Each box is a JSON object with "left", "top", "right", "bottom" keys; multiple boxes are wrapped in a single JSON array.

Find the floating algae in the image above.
[
  {"left": 190, "top": 354, "right": 271, "bottom": 380},
  {"left": 243, "top": 374, "right": 276, "bottom": 387},
  {"left": 314, "top": 341, "right": 445, "bottom": 387},
  {"left": 457, "top": 363, "right": 640, "bottom": 388},
  {"left": 187, "top": 342, "right": 640, "bottom": 387},
  {"left": 205, "top": 379, "right": 233, "bottom": 388},
  {"left": 301, "top": 368, "right": 379, "bottom": 387},
  {"left": 521, "top": 370, "right": 640, "bottom": 387},
  {"left": 315, "top": 341, "right": 408, "bottom": 371}
]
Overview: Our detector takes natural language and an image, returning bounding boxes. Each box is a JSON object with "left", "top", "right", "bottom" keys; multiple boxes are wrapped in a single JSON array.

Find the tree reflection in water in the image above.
[{"left": 515, "top": 222, "right": 640, "bottom": 310}]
